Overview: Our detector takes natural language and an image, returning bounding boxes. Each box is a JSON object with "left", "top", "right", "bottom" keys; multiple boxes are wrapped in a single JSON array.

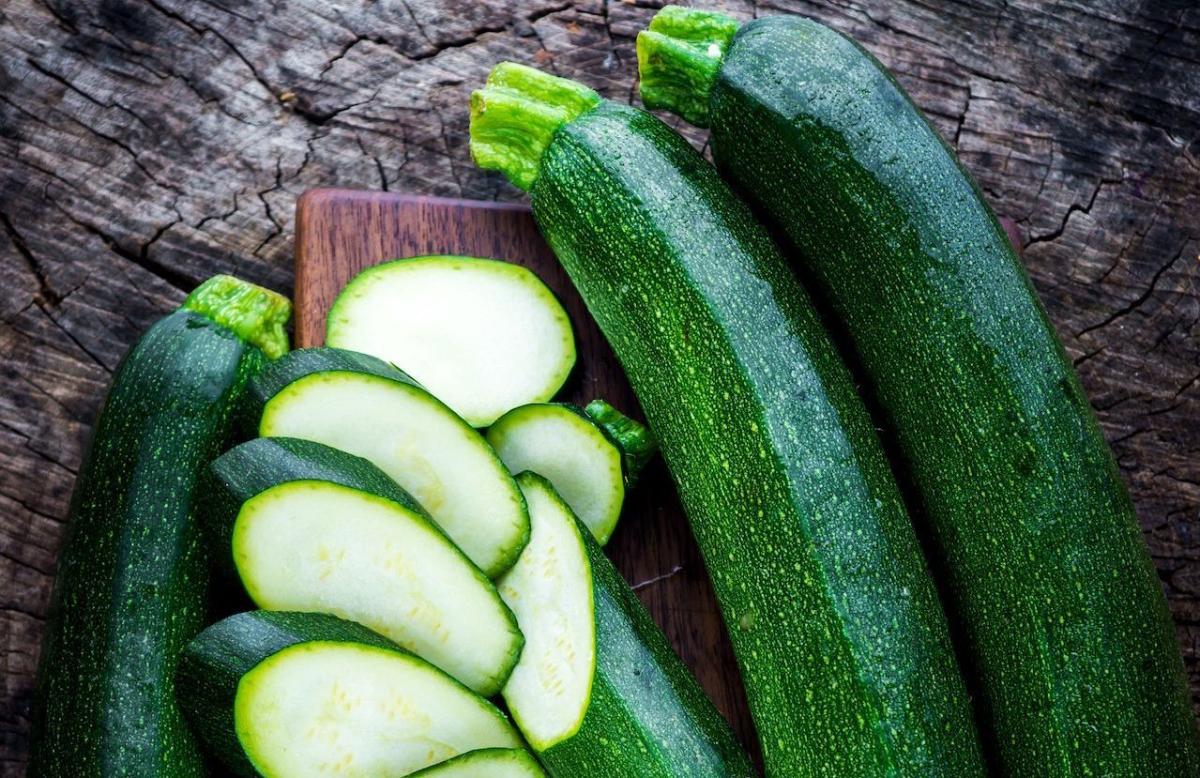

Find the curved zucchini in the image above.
[
  {"left": 409, "top": 748, "right": 545, "bottom": 777},
  {"left": 470, "top": 63, "right": 985, "bottom": 776},
  {"left": 638, "top": 7, "right": 1200, "bottom": 774},
  {"left": 203, "top": 436, "right": 522, "bottom": 696},
  {"left": 486, "top": 400, "right": 655, "bottom": 544},
  {"left": 327, "top": 255, "right": 576, "bottom": 427},
  {"left": 501, "top": 472, "right": 754, "bottom": 776},
  {"left": 28, "top": 275, "right": 290, "bottom": 777},
  {"left": 175, "top": 610, "right": 522, "bottom": 777},
  {"left": 244, "top": 347, "right": 529, "bottom": 577}
]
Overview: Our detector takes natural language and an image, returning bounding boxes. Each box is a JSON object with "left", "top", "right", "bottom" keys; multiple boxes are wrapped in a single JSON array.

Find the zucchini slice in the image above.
[
  {"left": 246, "top": 347, "right": 530, "bottom": 577},
  {"left": 485, "top": 400, "right": 655, "bottom": 544},
  {"left": 500, "top": 472, "right": 754, "bottom": 777},
  {"left": 176, "top": 611, "right": 522, "bottom": 778},
  {"left": 408, "top": 748, "right": 545, "bottom": 777},
  {"left": 203, "top": 437, "right": 522, "bottom": 696},
  {"left": 327, "top": 255, "right": 576, "bottom": 427},
  {"left": 28, "top": 275, "right": 291, "bottom": 777}
]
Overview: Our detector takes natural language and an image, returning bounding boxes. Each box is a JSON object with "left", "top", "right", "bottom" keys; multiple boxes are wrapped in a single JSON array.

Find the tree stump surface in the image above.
[{"left": 1, "top": 0, "right": 1198, "bottom": 772}]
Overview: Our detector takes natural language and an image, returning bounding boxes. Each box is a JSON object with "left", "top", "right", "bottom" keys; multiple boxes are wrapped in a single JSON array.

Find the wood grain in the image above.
[
  {"left": 2, "top": 0, "right": 1199, "bottom": 773},
  {"left": 294, "top": 188, "right": 757, "bottom": 753}
]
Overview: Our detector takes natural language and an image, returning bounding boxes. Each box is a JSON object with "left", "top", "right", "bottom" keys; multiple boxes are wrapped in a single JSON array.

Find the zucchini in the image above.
[
  {"left": 28, "top": 275, "right": 291, "bottom": 777},
  {"left": 470, "top": 63, "right": 985, "bottom": 777},
  {"left": 175, "top": 610, "right": 522, "bottom": 777},
  {"left": 408, "top": 748, "right": 545, "bottom": 777},
  {"left": 245, "top": 347, "right": 529, "bottom": 577},
  {"left": 485, "top": 399, "right": 656, "bottom": 544},
  {"left": 203, "top": 436, "right": 522, "bottom": 696},
  {"left": 327, "top": 255, "right": 576, "bottom": 427},
  {"left": 637, "top": 7, "right": 1200, "bottom": 774},
  {"left": 500, "top": 472, "right": 754, "bottom": 777}
]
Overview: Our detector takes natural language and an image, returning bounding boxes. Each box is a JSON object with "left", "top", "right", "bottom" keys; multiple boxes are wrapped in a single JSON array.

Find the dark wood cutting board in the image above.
[{"left": 294, "top": 188, "right": 757, "bottom": 752}]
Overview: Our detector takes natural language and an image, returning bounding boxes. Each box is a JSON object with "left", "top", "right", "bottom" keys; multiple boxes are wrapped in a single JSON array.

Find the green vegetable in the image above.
[
  {"left": 500, "top": 473, "right": 754, "bottom": 777},
  {"left": 175, "top": 610, "right": 522, "bottom": 777},
  {"left": 27, "top": 275, "right": 291, "bottom": 777},
  {"left": 486, "top": 400, "right": 656, "bottom": 543},
  {"left": 203, "top": 436, "right": 523, "bottom": 696},
  {"left": 408, "top": 748, "right": 546, "bottom": 777},
  {"left": 327, "top": 255, "right": 576, "bottom": 427},
  {"left": 638, "top": 7, "right": 1200, "bottom": 774},
  {"left": 470, "top": 62, "right": 985, "bottom": 777},
  {"left": 245, "top": 347, "right": 530, "bottom": 577}
]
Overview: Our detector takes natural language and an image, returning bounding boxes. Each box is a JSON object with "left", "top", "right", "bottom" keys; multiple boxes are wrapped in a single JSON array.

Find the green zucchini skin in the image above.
[
  {"left": 693, "top": 15, "right": 1199, "bottom": 774},
  {"left": 529, "top": 100, "right": 984, "bottom": 775},
  {"left": 28, "top": 284, "right": 285, "bottom": 776}
]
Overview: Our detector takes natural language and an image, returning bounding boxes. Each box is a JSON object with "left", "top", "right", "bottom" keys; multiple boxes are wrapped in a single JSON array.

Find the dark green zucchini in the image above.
[
  {"left": 470, "top": 63, "right": 985, "bottom": 776},
  {"left": 28, "top": 275, "right": 291, "bottom": 777},
  {"left": 637, "top": 7, "right": 1200, "bottom": 774}
]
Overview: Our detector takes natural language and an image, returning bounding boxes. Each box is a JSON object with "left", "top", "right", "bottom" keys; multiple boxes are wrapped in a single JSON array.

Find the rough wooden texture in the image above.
[{"left": 0, "top": 0, "right": 1198, "bottom": 771}]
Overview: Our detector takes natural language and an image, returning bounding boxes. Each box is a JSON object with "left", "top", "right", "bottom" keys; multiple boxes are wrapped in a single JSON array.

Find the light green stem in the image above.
[
  {"left": 636, "top": 5, "right": 740, "bottom": 127},
  {"left": 469, "top": 62, "right": 602, "bottom": 191},
  {"left": 585, "top": 399, "right": 658, "bottom": 486},
  {"left": 182, "top": 274, "right": 292, "bottom": 359}
]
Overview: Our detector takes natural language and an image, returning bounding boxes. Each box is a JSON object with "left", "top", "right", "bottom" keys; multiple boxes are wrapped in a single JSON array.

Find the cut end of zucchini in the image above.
[
  {"left": 183, "top": 274, "right": 292, "bottom": 359},
  {"left": 326, "top": 256, "right": 576, "bottom": 427},
  {"left": 470, "top": 62, "right": 601, "bottom": 191},
  {"left": 235, "top": 640, "right": 521, "bottom": 776},
  {"left": 636, "top": 6, "right": 740, "bottom": 128},
  {"left": 409, "top": 748, "right": 546, "bottom": 777},
  {"left": 583, "top": 398, "right": 658, "bottom": 487},
  {"left": 499, "top": 473, "right": 596, "bottom": 751}
]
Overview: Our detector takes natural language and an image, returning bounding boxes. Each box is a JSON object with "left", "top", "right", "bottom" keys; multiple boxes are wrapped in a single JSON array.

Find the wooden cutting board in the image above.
[{"left": 294, "top": 188, "right": 757, "bottom": 753}]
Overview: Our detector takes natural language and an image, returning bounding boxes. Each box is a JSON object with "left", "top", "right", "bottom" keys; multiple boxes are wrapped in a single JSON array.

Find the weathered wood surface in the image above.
[{"left": 0, "top": 0, "right": 1197, "bottom": 771}]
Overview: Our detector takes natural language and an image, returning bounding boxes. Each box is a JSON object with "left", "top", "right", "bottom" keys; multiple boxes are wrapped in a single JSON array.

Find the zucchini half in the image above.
[
  {"left": 500, "top": 472, "right": 754, "bottom": 777},
  {"left": 176, "top": 611, "right": 522, "bottom": 777},
  {"left": 245, "top": 347, "right": 529, "bottom": 577},
  {"left": 203, "top": 436, "right": 522, "bottom": 696}
]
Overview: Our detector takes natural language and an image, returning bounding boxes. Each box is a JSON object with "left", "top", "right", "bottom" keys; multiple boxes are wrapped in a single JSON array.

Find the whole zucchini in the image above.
[
  {"left": 637, "top": 7, "right": 1200, "bottom": 774},
  {"left": 470, "top": 63, "right": 985, "bottom": 777},
  {"left": 28, "top": 275, "right": 291, "bottom": 776}
]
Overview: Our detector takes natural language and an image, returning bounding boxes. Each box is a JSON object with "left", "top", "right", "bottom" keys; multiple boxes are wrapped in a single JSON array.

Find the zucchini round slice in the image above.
[
  {"left": 246, "top": 348, "right": 530, "bottom": 577},
  {"left": 486, "top": 400, "right": 655, "bottom": 544},
  {"left": 204, "top": 437, "right": 522, "bottom": 696},
  {"left": 176, "top": 611, "right": 522, "bottom": 778},
  {"left": 409, "top": 748, "right": 545, "bottom": 777},
  {"left": 327, "top": 255, "right": 576, "bottom": 427},
  {"left": 500, "top": 473, "right": 754, "bottom": 776}
]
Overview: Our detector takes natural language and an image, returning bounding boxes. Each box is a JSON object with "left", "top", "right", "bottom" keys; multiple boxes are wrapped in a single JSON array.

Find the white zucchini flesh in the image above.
[
  {"left": 235, "top": 641, "right": 522, "bottom": 777},
  {"left": 498, "top": 473, "right": 596, "bottom": 751},
  {"left": 326, "top": 256, "right": 576, "bottom": 427},
  {"left": 487, "top": 404, "right": 625, "bottom": 544},
  {"left": 233, "top": 481, "right": 522, "bottom": 696},
  {"left": 260, "top": 372, "right": 529, "bottom": 577},
  {"left": 409, "top": 748, "right": 546, "bottom": 777}
]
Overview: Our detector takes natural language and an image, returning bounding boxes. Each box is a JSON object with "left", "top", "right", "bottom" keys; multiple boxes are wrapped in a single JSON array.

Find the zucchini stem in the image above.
[
  {"left": 469, "top": 62, "right": 602, "bottom": 191},
  {"left": 636, "top": 6, "right": 740, "bottom": 128},
  {"left": 183, "top": 274, "right": 292, "bottom": 359},
  {"left": 585, "top": 399, "right": 658, "bottom": 486}
]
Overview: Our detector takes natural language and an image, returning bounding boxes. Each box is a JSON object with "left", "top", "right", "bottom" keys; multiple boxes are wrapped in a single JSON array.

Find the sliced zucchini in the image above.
[
  {"left": 486, "top": 400, "right": 655, "bottom": 544},
  {"left": 246, "top": 347, "right": 530, "bottom": 577},
  {"left": 409, "top": 748, "right": 545, "bottom": 777},
  {"left": 176, "top": 611, "right": 522, "bottom": 778},
  {"left": 203, "top": 437, "right": 522, "bottom": 696},
  {"left": 500, "top": 473, "right": 753, "bottom": 776},
  {"left": 327, "top": 255, "right": 576, "bottom": 427}
]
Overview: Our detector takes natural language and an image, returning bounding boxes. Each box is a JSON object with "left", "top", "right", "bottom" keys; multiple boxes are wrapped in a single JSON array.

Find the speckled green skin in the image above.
[
  {"left": 699, "top": 15, "right": 1200, "bottom": 775},
  {"left": 519, "top": 474, "right": 753, "bottom": 777},
  {"left": 28, "top": 309, "right": 268, "bottom": 777},
  {"left": 201, "top": 436, "right": 430, "bottom": 578},
  {"left": 530, "top": 101, "right": 984, "bottom": 776},
  {"left": 175, "top": 611, "right": 410, "bottom": 777}
]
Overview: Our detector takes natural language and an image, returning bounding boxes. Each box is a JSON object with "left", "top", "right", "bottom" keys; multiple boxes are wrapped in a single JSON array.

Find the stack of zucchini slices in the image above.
[{"left": 182, "top": 256, "right": 751, "bottom": 777}]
